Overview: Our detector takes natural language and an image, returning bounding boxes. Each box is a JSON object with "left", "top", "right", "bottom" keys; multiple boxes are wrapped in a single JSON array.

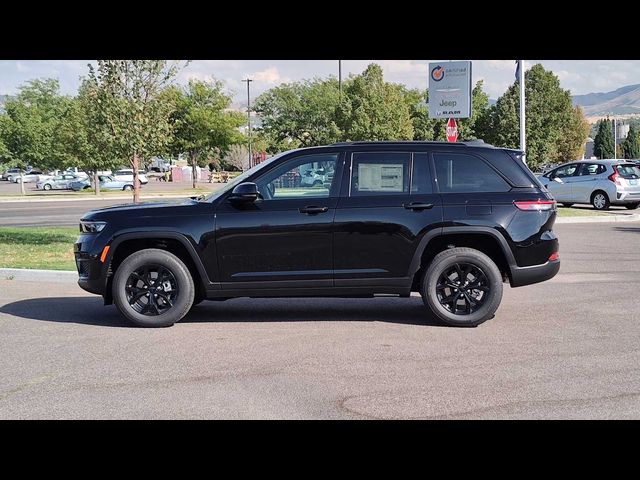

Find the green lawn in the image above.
[
  {"left": 556, "top": 206, "right": 609, "bottom": 217},
  {"left": 0, "top": 227, "right": 77, "bottom": 270}
]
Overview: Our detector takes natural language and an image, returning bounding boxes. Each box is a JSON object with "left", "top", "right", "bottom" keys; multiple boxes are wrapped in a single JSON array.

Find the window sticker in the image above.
[{"left": 357, "top": 163, "right": 404, "bottom": 192}]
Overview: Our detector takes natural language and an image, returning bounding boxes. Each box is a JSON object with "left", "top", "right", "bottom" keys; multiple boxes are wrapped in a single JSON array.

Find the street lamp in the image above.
[{"left": 242, "top": 78, "right": 253, "bottom": 168}]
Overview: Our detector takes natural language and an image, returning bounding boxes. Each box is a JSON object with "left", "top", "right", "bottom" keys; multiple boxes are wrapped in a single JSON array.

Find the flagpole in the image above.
[{"left": 518, "top": 60, "right": 526, "bottom": 163}]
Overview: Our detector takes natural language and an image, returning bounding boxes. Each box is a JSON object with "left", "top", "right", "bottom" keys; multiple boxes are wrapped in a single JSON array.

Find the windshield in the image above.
[{"left": 200, "top": 150, "right": 296, "bottom": 202}]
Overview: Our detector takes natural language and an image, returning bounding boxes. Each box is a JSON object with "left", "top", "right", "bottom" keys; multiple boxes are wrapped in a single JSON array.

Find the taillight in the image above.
[
  {"left": 549, "top": 252, "right": 559, "bottom": 262},
  {"left": 608, "top": 171, "right": 621, "bottom": 186},
  {"left": 514, "top": 199, "right": 556, "bottom": 211}
]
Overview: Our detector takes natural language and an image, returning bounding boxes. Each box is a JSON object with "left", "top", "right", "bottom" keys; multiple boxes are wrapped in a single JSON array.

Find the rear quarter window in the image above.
[{"left": 434, "top": 152, "right": 511, "bottom": 193}]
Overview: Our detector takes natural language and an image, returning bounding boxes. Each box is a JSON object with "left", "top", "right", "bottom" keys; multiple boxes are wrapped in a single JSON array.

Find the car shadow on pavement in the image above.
[
  {"left": 613, "top": 226, "right": 640, "bottom": 233},
  {"left": 0, "top": 296, "right": 445, "bottom": 327}
]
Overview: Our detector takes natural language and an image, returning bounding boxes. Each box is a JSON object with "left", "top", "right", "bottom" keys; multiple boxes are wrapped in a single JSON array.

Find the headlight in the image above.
[{"left": 79, "top": 221, "right": 107, "bottom": 233}]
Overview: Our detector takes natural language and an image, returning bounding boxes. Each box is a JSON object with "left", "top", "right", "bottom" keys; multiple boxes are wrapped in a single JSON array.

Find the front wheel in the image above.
[
  {"left": 113, "top": 248, "right": 195, "bottom": 327},
  {"left": 43, "top": 183, "right": 52, "bottom": 191},
  {"left": 421, "top": 247, "right": 503, "bottom": 327},
  {"left": 123, "top": 184, "right": 133, "bottom": 191}
]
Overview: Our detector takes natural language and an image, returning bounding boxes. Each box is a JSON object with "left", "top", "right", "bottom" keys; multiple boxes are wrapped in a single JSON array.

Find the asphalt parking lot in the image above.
[{"left": 1, "top": 221, "right": 640, "bottom": 419}]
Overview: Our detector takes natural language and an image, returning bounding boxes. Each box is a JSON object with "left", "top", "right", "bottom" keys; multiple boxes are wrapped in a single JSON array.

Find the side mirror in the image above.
[
  {"left": 552, "top": 176, "right": 563, "bottom": 183},
  {"left": 228, "top": 182, "right": 259, "bottom": 204}
]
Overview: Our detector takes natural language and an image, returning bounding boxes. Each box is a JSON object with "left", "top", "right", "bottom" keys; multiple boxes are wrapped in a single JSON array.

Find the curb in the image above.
[
  {"left": 555, "top": 214, "right": 640, "bottom": 224},
  {"left": 0, "top": 194, "right": 201, "bottom": 203},
  {"left": 0, "top": 268, "right": 77, "bottom": 283}
]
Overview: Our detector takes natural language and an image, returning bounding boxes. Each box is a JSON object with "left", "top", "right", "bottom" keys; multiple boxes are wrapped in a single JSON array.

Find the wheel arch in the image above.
[
  {"left": 409, "top": 227, "right": 517, "bottom": 290},
  {"left": 102, "top": 232, "right": 210, "bottom": 305}
]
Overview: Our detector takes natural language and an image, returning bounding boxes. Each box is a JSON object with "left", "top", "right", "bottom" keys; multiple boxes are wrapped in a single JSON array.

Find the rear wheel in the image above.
[
  {"left": 421, "top": 247, "right": 503, "bottom": 327},
  {"left": 625, "top": 203, "right": 639, "bottom": 210},
  {"left": 591, "top": 191, "right": 610, "bottom": 210},
  {"left": 113, "top": 249, "right": 195, "bottom": 327}
]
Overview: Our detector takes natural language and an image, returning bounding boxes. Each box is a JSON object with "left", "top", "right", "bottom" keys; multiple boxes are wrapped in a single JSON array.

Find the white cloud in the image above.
[{"left": 251, "top": 67, "right": 289, "bottom": 84}]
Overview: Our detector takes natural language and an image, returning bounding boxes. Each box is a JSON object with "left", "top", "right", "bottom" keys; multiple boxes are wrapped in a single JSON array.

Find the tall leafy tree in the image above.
[
  {"left": 83, "top": 60, "right": 185, "bottom": 202},
  {"left": 474, "top": 64, "right": 587, "bottom": 169},
  {"left": 254, "top": 77, "right": 342, "bottom": 147},
  {"left": 1, "top": 79, "right": 69, "bottom": 193},
  {"left": 556, "top": 106, "right": 591, "bottom": 161},
  {"left": 593, "top": 118, "right": 615, "bottom": 159},
  {"left": 338, "top": 64, "right": 413, "bottom": 141},
  {"left": 166, "top": 79, "right": 245, "bottom": 188},
  {"left": 622, "top": 124, "right": 640, "bottom": 159}
]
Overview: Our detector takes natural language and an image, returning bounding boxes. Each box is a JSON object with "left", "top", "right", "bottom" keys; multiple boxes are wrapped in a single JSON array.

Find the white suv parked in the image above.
[{"left": 538, "top": 160, "right": 640, "bottom": 210}]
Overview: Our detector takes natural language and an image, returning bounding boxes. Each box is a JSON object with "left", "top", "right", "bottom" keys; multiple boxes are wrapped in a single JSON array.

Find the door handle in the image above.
[
  {"left": 299, "top": 206, "right": 329, "bottom": 214},
  {"left": 403, "top": 202, "right": 434, "bottom": 210}
]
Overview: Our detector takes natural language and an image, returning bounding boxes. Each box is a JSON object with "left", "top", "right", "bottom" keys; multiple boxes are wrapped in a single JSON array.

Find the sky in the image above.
[{"left": 2, "top": 60, "right": 640, "bottom": 108}]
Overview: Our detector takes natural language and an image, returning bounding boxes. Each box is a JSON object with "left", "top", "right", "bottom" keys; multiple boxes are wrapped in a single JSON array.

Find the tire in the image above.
[
  {"left": 112, "top": 248, "right": 195, "bottom": 327},
  {"left": 123, "top": 184, "right": 133, "bottom": 191},
  {"left": 421, "top": 247, "right": 503, "bottom": 327},
  {"left": 591, "top": 191, "right": 610, "bottom": 210},
  {"left": 625, "top": 203, "right": 639, "bottom": 210},
  {"left": 561, "top": 203, "right": 574, "bottom": 207},
  {"left": 43, "top": 184, "right": 52, "bottom": 191}
]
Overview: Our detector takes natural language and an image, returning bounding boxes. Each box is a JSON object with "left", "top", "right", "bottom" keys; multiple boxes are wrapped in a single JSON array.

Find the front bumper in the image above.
[
  {"left": 74, "top": 238, "right": 107, "bottom": 296},
  {"left": 509, "top": 259, "right": 560, "bottom": 288}
]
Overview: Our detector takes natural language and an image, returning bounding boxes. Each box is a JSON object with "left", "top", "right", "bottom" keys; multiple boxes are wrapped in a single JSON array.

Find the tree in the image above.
[
  {"left": 254, "top": 77, "right": 342, "bottom": 147},
  {"left": 338, "top": 64, "right": 413, "bottom": 141},
  {"left": 474, "top": 64, "right": 587, "bottom": 170},
  {"left": 593, "top": 118, "right": 615, "bottom": 159},
  {"left": 166, "top": 79, "right": 245, "bottom": 188},
  {"left": 224, "top": 144, "right": 251, "bottom": 171},
  {"left": 1, "top": 79, "right": 69, "bottom": 193},
  {"left": 84, "top": 60, "right": 185, "bottom": 202},
  {"left": 622, "top": 124, "right": 640, "bottom": 159},
  {"left": 556, "top": 106, "right": 590, "bottom": 161}
]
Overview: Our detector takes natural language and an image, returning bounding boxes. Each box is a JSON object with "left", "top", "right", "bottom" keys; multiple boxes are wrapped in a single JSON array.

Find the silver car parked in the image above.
[{"left": 537, "top": 160, "right": 640, "bottom": 210}]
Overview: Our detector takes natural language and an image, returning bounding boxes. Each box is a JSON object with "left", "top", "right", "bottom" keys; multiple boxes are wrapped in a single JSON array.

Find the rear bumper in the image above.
[{"left": 509, "top": 259, "right": 560, "bottom": 287}]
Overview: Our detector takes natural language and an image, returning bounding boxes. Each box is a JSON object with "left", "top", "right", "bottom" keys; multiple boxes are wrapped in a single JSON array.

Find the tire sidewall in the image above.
[
  {"left": 422, "top": 249, "right": 503, "bottom": 327},
  {"left": 113, "top": 249, "right": 194, "bottom": 327}
]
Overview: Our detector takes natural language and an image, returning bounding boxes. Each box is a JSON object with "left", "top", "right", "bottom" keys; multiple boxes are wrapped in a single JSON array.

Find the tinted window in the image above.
[
  {"left": 434, "top": 153, "right": 510, "bottom": 193},
  {"left": 256, "top": 154, "right": 337, "bottom": 200},
  {"left": 411, "top": 153, "right": 433, "bottom": 194},
  {"left": 350, "top": 152, "right": 410, "bottom": 196},
  {"left": 553, "top": 164, "right": 579, "bottom": 178},
  {"left": 578, "top": 163, "right": 606, "bottom": 176}
]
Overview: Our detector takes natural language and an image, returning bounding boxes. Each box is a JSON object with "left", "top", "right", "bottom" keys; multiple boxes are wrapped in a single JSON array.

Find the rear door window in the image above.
[
  {"left": 578, "top": 163, "right": 606, "bottom": 176},
  {"left": 433, "top": 152, "right": 510, "bottom": 193}
]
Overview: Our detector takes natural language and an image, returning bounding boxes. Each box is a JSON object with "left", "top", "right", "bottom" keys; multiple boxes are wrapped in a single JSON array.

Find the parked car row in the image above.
[{"left": 2, "top": 167, "right": 146, "bottom": 192}]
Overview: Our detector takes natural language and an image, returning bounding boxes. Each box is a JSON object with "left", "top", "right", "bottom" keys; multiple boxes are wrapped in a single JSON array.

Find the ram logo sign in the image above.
[{"left": 428, "top": 61, "right": 472, "bottom": 120}]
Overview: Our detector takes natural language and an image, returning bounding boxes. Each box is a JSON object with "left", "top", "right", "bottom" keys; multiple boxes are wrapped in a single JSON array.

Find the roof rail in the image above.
[{"left": 329, "top": 140, "right": 494, "bottom": 148}]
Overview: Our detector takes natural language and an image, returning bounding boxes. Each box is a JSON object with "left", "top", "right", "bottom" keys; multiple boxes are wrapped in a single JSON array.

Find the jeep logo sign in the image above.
[{"left": 428, "top": 61, "right": 472, "bottom": 120}]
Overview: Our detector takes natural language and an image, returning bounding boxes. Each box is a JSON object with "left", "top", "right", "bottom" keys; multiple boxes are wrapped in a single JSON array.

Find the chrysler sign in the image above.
[{"left": 428, "top": 61, "right": 472, "bottom": 119}]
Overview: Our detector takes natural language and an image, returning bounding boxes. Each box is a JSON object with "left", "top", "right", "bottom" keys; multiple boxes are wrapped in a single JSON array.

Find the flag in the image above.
[{"left": 515, "top": 60, "right": 520, "bottom": 84}]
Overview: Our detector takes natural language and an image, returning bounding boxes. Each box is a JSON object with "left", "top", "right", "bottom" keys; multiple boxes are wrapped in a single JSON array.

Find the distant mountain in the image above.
[{"left": 572, "top": 84, "right": 640, "bottom": 116}]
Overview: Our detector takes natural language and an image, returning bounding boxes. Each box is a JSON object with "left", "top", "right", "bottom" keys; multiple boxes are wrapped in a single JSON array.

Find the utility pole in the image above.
[
  {"left": 518, "top": 60, "right": 526, "bottom": 164},
  {"left": 613, "top": 116, "right": 617, "bottom": 159},
  {"left": 338, "top": 60, "right": 342, "bottom": 96},
  {"left": 242, "top": 78, "right": 253, "bottom": 168}
]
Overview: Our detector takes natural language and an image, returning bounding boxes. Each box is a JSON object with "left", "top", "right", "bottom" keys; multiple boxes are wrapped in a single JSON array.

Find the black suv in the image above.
[{"left": 75, "top": 141, "right": 560, "bottom": 327}]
